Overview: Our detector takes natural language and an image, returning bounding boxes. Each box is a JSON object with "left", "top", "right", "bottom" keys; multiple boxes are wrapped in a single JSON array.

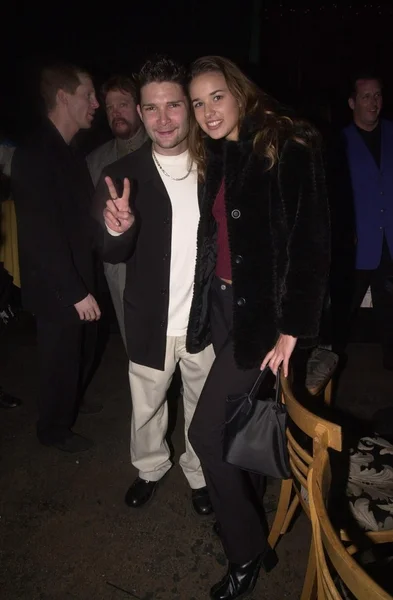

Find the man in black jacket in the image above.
[
  {"left": 12, "top": 64, "right": 100, "bottom": 452},
  {"left": 95, "top": 57, "right": 214, "bottom": 515}
]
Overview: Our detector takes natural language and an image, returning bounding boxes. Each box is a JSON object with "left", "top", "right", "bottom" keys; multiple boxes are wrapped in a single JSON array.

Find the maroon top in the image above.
[{"left": 212, "top": 180, "right": 232, "bottom": 281}]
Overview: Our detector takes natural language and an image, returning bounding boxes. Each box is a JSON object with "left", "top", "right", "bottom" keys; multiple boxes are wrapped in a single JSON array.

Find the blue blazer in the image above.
[{"left": 343, "top": 119, "right": 393, "bottom": 269}]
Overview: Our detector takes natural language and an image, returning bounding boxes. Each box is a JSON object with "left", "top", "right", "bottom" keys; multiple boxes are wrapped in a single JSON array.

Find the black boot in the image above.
[{"left": 210, "top": 548, "right": 278, "bottom": 600}]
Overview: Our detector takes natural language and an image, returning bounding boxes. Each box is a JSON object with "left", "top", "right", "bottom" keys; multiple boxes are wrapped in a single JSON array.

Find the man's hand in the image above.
[
  {"left": 260, "top": 333, "right": 297, "bottom": 377},
  {"left": 74, "top": 294, "right": 101, "bottom": 321},
  {"left": 103, "top": 176, "right": 134, "bottom": 234}
]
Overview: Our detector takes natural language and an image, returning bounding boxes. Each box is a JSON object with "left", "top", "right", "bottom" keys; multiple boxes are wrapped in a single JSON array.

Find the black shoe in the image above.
[
  {"left": 79, "top": 399, "right": 103, "bottom": 414},
  {"left": 125, "top": 477, "right": 159, "bottom": 508},
  {"left": 192, "top": 486, "right": 213, "bottom": 516},
  {"left": 210, "top": 548, "right": 278, "bottom": 600},
  {"left": 0, "top": 390, "right": 22, "bottom": 409},
  {"left": 38, "top": 431, "right": 94, "bottom": 453}
]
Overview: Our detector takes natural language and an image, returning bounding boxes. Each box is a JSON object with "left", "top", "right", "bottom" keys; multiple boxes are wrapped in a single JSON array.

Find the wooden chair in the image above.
[
  {"left": 269, "top": 373, "right": 393, "bottom": 599},
  {"left": 308, "top": 447, "right": 393, "bottom": 600},
  {"left": 268, "top": 373, "right": 343, "bottom": 599}
]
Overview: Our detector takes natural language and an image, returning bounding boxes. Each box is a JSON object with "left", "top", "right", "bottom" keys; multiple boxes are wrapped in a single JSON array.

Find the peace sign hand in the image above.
[{"left": 103, "top": 176, "right": 134, "bottom": 234}]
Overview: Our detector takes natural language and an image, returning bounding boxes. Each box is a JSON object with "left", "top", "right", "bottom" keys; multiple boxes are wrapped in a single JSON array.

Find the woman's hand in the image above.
[{"left": 260, "top": 334, "right": 297, "bottom": 377}]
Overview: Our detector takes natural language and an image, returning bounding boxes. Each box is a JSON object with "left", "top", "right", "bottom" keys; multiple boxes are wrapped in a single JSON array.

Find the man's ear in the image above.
[
  {"left": 57, "top": 89, "right": 68, "bottom": 107},
  {"left": 137, "top": 105, "right": 143, "bottom": 121},
  {"left": 348, "top": 97, "right": 355, "bottom": 111}
]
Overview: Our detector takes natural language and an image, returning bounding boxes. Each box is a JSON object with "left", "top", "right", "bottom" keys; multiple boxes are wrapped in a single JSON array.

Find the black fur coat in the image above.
[{"left": 186, "top": 126, "right": 331, "bottom": 369}]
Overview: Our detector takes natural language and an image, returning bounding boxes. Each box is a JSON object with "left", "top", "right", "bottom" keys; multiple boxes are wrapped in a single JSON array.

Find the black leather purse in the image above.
[{"left": 223, "top": 367, "right": 291, "bottom": 479}]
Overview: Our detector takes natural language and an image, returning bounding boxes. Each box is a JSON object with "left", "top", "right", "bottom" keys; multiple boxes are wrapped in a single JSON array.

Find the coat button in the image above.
[
  {"left": 160, "top": 320, "right": 165, "bottom": 327},
  {"left": 231, "top": 209, "right": 241, "bottom": 219},
  {"left": 160, "top": 288, "right": 167, "bottom": 295},
  {"left": 237, "top": 297, "right": 246, "bottom": 307},
  {"left": 234, "top": 255, "right": 243, "bottom": 264},
  {"left": 164, "top": 218, "right": 170, "bottom": 225},
  {"left": 163, "top": 253, "right": 169, "bottom": 260}
]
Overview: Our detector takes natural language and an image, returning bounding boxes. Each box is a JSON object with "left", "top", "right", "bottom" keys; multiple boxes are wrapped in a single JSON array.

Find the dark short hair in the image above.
[
  {"left": 100, "top": 75, "right": 138, "bottom": 104},
  {"left": 137, "top": 55, "right": 187, "bottom": 103},
  {"left": 348, "top": 70, "right": 383, "bottom": 99},
  {"left": 40, "top": 63, "right": 90, "bottom": 112}
]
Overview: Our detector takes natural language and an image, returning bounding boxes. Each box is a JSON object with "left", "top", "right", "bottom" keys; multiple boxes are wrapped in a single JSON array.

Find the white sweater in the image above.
[
  {"left": 154, "top": 149, "right": 199, "bottom": 336},
  {"left": 107, "top": 148, "right": 199, "bottom": 337}
]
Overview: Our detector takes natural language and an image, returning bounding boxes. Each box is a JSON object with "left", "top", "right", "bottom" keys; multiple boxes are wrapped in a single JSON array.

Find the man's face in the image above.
[
  {"left": 65, "top": 74, "right": 99, "bottom": 131},
  {"left": 105, "top": 89, "right": 140, "bottom": 139},
  {"left": 348, "top": 78, "right": 383, "bottom": 131},
  {"left": 137, "top": 81, "right": 189, "bottom": 155}
]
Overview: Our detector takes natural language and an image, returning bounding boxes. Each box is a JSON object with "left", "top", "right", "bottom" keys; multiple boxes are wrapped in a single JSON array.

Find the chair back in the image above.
[
  {"left": 308, "top": 448, "right": 393, "bottom": 600},
  {"left": 280, "top": 372, "right": 342, "bottom": 516}
]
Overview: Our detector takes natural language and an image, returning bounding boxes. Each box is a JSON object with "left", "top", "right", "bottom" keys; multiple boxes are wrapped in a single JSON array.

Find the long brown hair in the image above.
[{"left": 188, "top": 56, "right": 318, "bottom": 179}]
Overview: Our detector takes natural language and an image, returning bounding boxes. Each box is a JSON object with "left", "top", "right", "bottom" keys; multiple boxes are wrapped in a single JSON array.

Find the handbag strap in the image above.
[
  {"left": 249, "top": 366, "right": 283, "bottom": 405},
  {"left": 274, "top": 367, "right": 283, "bottom": 405}
]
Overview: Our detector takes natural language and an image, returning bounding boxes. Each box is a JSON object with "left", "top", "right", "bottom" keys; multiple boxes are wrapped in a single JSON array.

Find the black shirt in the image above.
[{"left": 355, "top": 120, "right": 381, "bottom": 169}]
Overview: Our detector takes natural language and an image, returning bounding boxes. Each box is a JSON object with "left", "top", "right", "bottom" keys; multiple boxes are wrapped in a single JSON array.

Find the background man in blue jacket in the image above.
[{"left": 340, "top": 71, "right": 393, "bottom": 369}]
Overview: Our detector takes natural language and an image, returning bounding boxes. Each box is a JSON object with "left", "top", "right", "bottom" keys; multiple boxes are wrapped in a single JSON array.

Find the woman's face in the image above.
[{"left": 190, "top": 71, "right": 240, "bottom": 141}]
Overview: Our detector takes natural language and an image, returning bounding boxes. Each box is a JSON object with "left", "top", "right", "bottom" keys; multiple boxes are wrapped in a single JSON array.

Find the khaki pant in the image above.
[{"left": 128, "top": 336, "right": 215, "bottom": 489}]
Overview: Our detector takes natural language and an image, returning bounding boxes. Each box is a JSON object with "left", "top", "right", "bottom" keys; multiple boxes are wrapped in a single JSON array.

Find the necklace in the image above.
[{"left": 152, "top": 149, "right": 192, "bottom": 181}]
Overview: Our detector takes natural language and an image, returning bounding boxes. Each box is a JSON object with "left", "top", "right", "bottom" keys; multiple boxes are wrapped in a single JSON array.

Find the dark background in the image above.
[{"left": 1, "top": 0, "right": 392, "bottom": 149}]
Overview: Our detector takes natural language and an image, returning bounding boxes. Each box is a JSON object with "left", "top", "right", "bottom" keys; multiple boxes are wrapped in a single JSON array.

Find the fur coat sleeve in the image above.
[{"left": 276, "top": 139, "right": 330, "bottom": 340}]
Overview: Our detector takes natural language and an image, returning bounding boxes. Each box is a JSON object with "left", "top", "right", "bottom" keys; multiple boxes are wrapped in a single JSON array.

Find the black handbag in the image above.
[{"left": 223, "top": 367, "right": 291, "bottom": 479}]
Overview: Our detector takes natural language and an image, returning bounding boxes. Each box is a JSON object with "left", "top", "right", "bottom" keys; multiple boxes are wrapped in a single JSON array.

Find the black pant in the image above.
[
  {"left": 36, "top": 317, "right": 97, "bottom": 442},
  {"left": 189, "top": 278, "right": 268, "bottom": 564},
  {"left": 332, "top": 237, "right": 393, "bottom": 355}
]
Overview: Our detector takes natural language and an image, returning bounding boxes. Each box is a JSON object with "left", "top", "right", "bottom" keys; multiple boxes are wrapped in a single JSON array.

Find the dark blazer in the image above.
[
  {"left": 11, "top": 119, "right": 97, "bottom": 322},
  {"left": 95, "top": 141, "right": 202, "bottom": 371},
  {"left": 342, "top": 119, "right": 393, "bottom": 269},
  {"left": 186, "top": 126, "right": 331, "bottom": 369}
]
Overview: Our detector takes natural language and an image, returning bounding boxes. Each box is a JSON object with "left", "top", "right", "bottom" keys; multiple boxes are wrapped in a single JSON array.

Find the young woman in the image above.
[{"left": 186, "top": 56, "right": 330, "bottom": 599}]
